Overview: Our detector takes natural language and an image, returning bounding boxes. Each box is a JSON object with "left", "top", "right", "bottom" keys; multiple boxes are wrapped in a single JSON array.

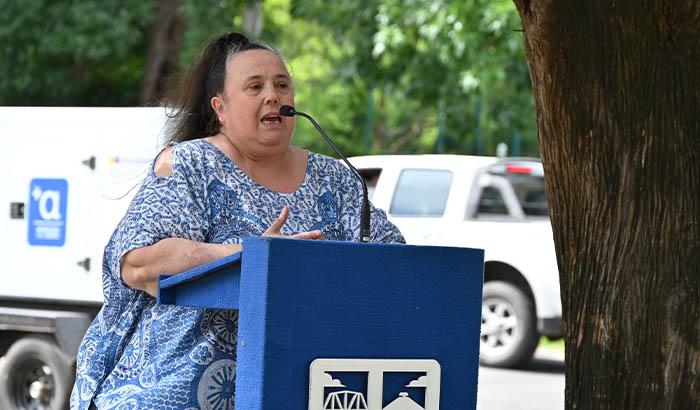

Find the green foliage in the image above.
[
  {"left": 290, "top": 0, "right": 538, "bottom": 156},
  {"left": 0, "top": 0, "right": 539, "bottom": 156},
  {"left": 0, "top": 0, "right": 154, "bottom": 105},
  {"left": 178, "top": 0, "right": 245, "bottom": 67},
  {"left": 539, "top": 336, "right": 565, "bottom": 351}
]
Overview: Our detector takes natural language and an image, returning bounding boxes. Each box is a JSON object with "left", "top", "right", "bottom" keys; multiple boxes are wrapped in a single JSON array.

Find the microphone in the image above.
[{"left": 279, "top": 105, "right": 371, "bottom": 243}]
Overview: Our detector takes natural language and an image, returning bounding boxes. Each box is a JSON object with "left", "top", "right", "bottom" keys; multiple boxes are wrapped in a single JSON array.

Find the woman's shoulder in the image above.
[
  {"left": 170, "top": 138, "right": 214, "bottom": 161},
  {"left": 170, "top": 138, "right": 223, "bottom": 171},
  {"left": 148, "top": 139, "right": 215, "bottom": 181}
]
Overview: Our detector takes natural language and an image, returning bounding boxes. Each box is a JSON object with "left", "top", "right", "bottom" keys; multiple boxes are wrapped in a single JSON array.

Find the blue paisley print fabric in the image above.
[{"left": 71, "top": 139, "right": 404, "bottom": 409}]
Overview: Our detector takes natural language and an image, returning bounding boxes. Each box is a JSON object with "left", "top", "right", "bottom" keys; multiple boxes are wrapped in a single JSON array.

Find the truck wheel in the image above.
[
  {"left": 480, "top": 281, "right": 539, "bottom": 368},
  {"left": 0, "top": 337, "right": 73, "bottom": 410}
]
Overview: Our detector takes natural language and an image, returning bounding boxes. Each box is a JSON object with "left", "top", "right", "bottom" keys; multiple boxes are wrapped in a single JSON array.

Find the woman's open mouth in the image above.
[{"left": 260, "top": 113, "right": 282, "bottom": 126}]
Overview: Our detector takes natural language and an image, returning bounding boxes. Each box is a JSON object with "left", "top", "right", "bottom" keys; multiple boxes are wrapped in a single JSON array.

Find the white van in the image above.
[
  {"left": 350, "top": 155, "right": 563, "bottom": 368},
  {"left": 0, "top": 107, "right": 167, "bottom": 409}
]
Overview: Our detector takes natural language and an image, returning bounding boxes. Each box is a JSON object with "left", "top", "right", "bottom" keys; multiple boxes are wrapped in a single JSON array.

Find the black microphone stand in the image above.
[{"left": 279, "top": 105, "right": 371, "bottom": 243}]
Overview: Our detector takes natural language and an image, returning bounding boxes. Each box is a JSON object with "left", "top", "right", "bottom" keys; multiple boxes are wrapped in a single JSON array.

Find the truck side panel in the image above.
[{"left": 0, "top": 107, "right": 167, "bottom": 303}]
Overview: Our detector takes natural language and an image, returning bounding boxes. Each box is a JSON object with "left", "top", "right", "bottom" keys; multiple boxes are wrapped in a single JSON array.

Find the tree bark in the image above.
[
  {"left": 140, "top": 0, "right": 184, "bottom": 106},
  {"left": 512, "top": 1, "right": 699, "bottom": 408}
]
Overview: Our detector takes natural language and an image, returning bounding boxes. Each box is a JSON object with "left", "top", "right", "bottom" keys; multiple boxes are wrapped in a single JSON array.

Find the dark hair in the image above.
[{"left": 167, "top": 32, "right": 275, "bottom": 143}]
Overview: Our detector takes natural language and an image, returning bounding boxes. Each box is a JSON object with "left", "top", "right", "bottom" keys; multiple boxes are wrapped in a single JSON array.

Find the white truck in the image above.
[
  {"left": 0, "top": 107, "right": 168, "bottom": 410},
  {"left": 350, "top": 155, "right": 563, "bottom": 368}
]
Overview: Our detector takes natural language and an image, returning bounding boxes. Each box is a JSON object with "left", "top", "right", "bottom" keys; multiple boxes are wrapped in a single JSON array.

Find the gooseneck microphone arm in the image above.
[{"left": 279, "top": 105, "right": 371, "bottom": 243}]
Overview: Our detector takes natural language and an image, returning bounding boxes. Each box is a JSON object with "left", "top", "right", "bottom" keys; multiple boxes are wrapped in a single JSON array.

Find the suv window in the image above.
[
  {"left": 478, "top": 187, "right": 508, "bottom": 215},
  {"left": 504, "top": 174, "right": 548, "bottom": 216},
  {"left": 468, "top": 163, "right": 549, "bottom": 220},
  {"left": 390, "top": 169, "right": 453, "bottom": 217}
]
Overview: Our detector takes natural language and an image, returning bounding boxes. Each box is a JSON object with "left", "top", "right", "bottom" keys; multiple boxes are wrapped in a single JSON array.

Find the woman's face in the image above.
[{"left": 214, "top": 49, "right": 296, "bottom": 156}]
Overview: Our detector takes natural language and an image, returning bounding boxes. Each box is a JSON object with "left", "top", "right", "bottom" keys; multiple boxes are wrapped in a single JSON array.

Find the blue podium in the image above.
[{"left": 158, "top": 237, "right": 484, "bottom": 410}]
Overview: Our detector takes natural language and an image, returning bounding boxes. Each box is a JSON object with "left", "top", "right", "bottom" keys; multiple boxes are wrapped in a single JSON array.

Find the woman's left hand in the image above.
[{"left": 263, "top": 207, "right": 324, "bottom": 240}]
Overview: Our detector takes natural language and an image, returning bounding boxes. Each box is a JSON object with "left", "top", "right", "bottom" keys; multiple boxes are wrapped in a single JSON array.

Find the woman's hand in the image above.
[
  {"left": 122, "top": 208, "right": 320, "bottom": 297},
  {"left": 263, "top": 207, "right": 324, "bottom": 240}
]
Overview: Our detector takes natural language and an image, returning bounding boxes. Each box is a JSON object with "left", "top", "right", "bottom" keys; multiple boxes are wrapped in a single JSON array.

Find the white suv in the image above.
[{"left": 350, "top": 155, "right": 563, "bottom": 368}]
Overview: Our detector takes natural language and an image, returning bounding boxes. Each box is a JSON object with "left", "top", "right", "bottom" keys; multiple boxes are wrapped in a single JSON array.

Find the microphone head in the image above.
[{"left": 279, "top": 105, "right": 296, "bottom": 117}]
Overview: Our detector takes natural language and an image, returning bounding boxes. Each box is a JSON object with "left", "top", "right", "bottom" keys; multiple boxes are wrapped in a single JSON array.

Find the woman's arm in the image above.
[
  {"left": 120, "top": 207, "right": 322, "bottom": 297},
  {"left": 121, "top": 238, "right": 241, "bottom": 297}
]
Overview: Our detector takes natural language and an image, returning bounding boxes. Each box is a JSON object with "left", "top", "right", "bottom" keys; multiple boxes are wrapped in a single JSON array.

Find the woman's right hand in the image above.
[{"left": 263, "top": 207, "right": 324, "bottom": 240}]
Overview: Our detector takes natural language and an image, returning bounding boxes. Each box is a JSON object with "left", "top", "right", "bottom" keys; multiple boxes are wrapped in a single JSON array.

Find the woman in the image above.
[{"left": 71, "top": 32, "right": 403, "bottom": 409}]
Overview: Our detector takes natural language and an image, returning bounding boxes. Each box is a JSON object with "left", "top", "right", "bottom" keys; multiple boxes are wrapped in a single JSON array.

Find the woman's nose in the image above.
[{"left": 263, "top": 86, "right": 279, "bottom": 104}]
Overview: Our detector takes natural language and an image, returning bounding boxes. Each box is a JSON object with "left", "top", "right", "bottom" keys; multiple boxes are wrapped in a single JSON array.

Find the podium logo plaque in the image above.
[{"left": 309, "top": 359, "right": 441, "bottom": 410}]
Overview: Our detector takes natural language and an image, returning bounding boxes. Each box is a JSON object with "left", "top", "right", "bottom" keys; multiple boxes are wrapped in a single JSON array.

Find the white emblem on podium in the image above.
[{"left": 309, "top": 359, "right": 440, "bottom": 410}]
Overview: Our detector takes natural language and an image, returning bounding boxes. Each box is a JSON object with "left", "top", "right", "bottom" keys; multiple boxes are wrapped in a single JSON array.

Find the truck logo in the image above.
[
  {"left": 309, "top": 359, "right": 441, "bottom": 410},
  {"left": 28, "top": 179, "right": 68, "bottom": 246}
]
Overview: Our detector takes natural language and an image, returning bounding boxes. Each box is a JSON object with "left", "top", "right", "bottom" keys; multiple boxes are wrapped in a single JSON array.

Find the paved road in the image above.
[
  {"left": 477, "top": 348, "right": 565, "bottom": 410},
  {"left": 0, "top": 348, "right": 564, "bottom": 409}
]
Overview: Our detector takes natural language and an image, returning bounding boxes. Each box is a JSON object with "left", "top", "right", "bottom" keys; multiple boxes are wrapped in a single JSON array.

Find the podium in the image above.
[{"left": 158, "top": 237, "right": 484, "bottom": 410}]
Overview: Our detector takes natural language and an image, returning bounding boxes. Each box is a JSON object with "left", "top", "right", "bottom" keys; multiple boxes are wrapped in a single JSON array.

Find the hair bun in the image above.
[{"left": 223, "top": 32, "right": 249, "bottom": 48}]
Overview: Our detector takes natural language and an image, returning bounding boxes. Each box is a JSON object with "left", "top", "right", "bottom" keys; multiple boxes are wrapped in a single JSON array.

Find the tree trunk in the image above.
[
  {"left": 140, "top": 0, "right": 184, "bottom": 106},
  {"left": 512, "top": 1, "right": 699, "bottom": 409},
  {"left": 243, "top": 1, "right": 264, "bottom": 38}
]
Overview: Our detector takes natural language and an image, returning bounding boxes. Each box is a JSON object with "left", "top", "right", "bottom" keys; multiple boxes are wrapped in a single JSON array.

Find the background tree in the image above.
[
  {"left": 0, "top": 0, "right": 154, "bottom": 105},
  {"left": 140, "top": 0, "right": 184, "bottom": 105},
  {"left": 513, "top": 1, "right": 699, "bottom": 408},
  {"left": 0, "top": 0, "right": 540, "bottom": 157},
  {"left": 292, "top": 0, "right": 538, "bottom": 156}
]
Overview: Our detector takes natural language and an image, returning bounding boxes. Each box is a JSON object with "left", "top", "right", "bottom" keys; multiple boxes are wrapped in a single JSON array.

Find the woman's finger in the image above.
[
  {"left": 291, "top": 230, "right": 324, "bottom": 240},
  {"left": 265, "top": 207, "right": 289, "bottom": 234}
]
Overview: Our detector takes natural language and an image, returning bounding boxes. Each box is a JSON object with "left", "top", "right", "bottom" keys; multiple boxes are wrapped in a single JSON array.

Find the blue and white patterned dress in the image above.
[{"left": 71, "top": 139, "right": 404, "bottom": 409}]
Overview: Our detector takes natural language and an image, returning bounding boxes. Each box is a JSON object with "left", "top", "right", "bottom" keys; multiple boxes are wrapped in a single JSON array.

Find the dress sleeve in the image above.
[
  {"left": 104, "top": 144, "right": 209, "bottom": 286},
  {"left": 369, "top": 202, "right": 405, "bottom": 244},
  {"left": 339, "top": 162, "right": 404, "bottom": 244},
  {"left": 326, "top": 156, "right": 405, "bottom": 244}
]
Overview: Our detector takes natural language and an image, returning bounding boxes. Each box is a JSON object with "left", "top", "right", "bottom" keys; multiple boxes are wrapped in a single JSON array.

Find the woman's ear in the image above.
[{"left": 211, "top": 95, "right": 225, "bottom": 124}]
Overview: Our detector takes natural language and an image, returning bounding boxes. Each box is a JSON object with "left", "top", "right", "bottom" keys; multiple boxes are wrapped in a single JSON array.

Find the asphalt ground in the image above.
[
  {"left": 0, "top": 348, "right": 565, "bottom": 409},
  {"left": 477, "top": 348, "right": 565, "bottom": 410}
]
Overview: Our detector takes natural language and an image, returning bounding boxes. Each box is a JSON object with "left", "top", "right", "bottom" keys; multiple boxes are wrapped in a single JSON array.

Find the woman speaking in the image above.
[{"left": 71, "top": 32, "right": 403, "bottom": 409}]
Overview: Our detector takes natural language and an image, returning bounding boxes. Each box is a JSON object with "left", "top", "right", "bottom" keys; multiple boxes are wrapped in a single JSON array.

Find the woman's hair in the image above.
[{"left": 167, "top": 32, "right": 278, "bottom": 143}]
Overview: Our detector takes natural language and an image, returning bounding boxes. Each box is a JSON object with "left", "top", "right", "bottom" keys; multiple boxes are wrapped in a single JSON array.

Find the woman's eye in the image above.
[{"left": 248, "top": 83, "right": 262, "bottom": 91}]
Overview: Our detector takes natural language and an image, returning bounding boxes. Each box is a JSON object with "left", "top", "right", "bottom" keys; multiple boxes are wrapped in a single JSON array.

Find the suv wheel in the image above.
[
  {"left": 0, "top": 337, "right": 72, "bottom": 410},
  {"left": 480, "top": 281, "right": 538, "bottom": 368}
]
